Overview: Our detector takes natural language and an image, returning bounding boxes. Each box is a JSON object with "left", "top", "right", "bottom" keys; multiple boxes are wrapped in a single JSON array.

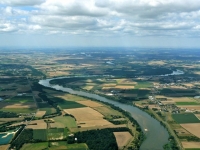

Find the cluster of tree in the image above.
[
  {"left": 38, "top": 93, "right": 61, "bottom": 117},
  {"left": 179, "top": 136, "right": 200, "bottom": 142},
  {"left": 0, "top": 111, "right": 18, "bottom": 118},
  {"left": 163, "top": 136, "right": 179, "bottom": 150},
  {"left": 10, "top": 128, "right": 33, "bottom": 150},
  {"left": 68, "top": 128, "right": 130, "bottom": 150}
]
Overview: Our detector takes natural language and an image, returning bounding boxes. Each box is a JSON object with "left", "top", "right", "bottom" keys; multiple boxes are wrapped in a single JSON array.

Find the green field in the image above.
[
  {"left": 172, "top": 113, "right": 200, "bottom": 124},
  {"left": 39, "top": 108, "right": 57, "bottom": 115},
  {"left": 50, "top": 142, "right": 88, "bottom": 150},
  {"left": 21, "top": 142, "right": 88, "bottom": 150},
  {"left": 33, "top": 129, "right": 47, "bottom": 141},
  {"left": 52, "top": 97, "right": 86, "bottom": 109},
  {"left": 176, "top": 102, "right": 200, "bottom": 105},
  {"left": 48, "top": 128, "right": 65, "bottom": 140},
  {"left": 5, "top": 96, "right": 33, "bottom": 103},
  {"left": 185, "top": 148, "right": 200, "bottom": 150},
  {"left": 53, "top": 116, "right": 77, "bottom": 128},
  {"left": 21, "top": 142, "right": 48, "bottom": 150},
  {"left": 0, "top": 108, "right": 36, "bottom": 113},
  {"left": 134, "top": 81, "right": 152, "bottom": 89}
]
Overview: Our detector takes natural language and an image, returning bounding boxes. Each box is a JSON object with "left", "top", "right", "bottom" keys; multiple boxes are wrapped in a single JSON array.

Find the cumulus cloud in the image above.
[
  {"left": 0, "top": 0, "right": 200, "bottom": 38},
  {"left": 0, "top": 0, "right": 45, "bottom": 6}
]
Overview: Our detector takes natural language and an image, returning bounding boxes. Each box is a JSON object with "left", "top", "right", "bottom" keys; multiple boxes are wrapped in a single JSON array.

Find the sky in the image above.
[{"left": 0, "top": 0, "right": 200, "bottom": 48}]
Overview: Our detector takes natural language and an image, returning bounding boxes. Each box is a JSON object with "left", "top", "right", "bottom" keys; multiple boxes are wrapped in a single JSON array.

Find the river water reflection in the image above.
[{"left": 39, "top": 78, "right": 169, "bottom": 150}]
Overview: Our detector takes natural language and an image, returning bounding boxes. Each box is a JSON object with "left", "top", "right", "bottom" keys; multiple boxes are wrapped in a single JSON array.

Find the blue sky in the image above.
[{"left": 0, "top": 0, "right": 200, "bottom": 48}]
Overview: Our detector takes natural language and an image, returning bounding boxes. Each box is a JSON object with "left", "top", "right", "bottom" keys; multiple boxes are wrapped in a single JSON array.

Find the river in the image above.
[{"left": 39, "top": 78, "right": 169, "bottom": 150}]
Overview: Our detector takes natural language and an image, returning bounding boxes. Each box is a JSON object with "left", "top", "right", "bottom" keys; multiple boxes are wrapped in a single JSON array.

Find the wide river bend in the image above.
[{"left": 39, "top": 78, "right": 169, "bottom": 150}]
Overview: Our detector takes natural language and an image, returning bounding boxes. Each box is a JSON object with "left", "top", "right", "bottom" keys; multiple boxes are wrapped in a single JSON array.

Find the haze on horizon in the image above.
[{"left": 0, "top": 0, "right": 200, "bottom": 48}]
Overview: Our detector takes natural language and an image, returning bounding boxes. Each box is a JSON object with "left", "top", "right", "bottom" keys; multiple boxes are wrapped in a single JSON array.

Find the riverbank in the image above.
[{"left": 39, "top": 78, "right": 170, "bottom": 150}]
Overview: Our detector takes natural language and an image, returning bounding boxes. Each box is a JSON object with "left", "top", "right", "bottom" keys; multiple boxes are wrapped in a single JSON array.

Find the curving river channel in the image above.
[{"left": 39, "top": 78, "right": 169, "bottom": 150}]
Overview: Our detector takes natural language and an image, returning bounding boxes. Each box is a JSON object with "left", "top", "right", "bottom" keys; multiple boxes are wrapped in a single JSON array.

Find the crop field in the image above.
[
  {"left": 21, "top": 142, "right": 48, "bottom": 150},
  {"left": 195, "top": 114, "right": 200, "bottom": 119},
  {"left": 134, "top": 81, "right": 153, "bottom": 89},
  {"left": 33, "top": 129, "right": 47, "bottom": 141},
  {"left": 55, "top": 93, "right": 90, "bottom": 101},
  {"left": 0, "top": 108, "right": 36, "bottom": 113},
  {"left": 35, "top": 111, "right": 46, "bottom": 118},
  {"left": 170, "top": 97, "right": 196, "bottom": 102},
  {"left": 180, "top": 123, "right": 200, "bottom": 138},
  {"left": 160, "top": 88, "right": 197, "bottom": 97},
  {"left": 93, "top": 106, "right": 123, "bottom": 119},
  {"left": 177, "top": 106, "right": 200, "bottom": 111},
  {"left": 64, "top": 107, "right": 113, "bottom": 128},
  {"left": 4, "top": 96, "right": 34, "bottom": 103},
  {"left": 172, "top": 113, "right": 200, "bottom": 124},
  {"left": 26, "top": 120, "right": 47, "bottom": 129},
  {"left": 39, "top": 108, "right": 57, "bottom": 115},
  {"left": 49, "top": 142, "right": 88, "bottom": 150},
  {"left": 48, "top": 128, "right": 65, "bottom": 140},
  {"left": 182, "top": 142, "right": 200, "bottom": 149},
  {"left": 114, "top": 132, "right": 132, "bottom": 149},
  {"left": 50, "top": 116, "right": 77, "bottom": 128},
  {"left": 51, "top": 97, "right": 86, "bottom": 109},
  {"left": 0, "top": 144, "right": 10, "bottom": 150},
  {"left": 77, "top": 100, "right": 103, "bottom": 107},
  {"left": 176, "top": 102, "right": 200, "bottom": 105}
]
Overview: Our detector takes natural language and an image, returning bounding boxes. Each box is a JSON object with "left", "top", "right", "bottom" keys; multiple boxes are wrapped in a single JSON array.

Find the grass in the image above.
[
  {"left": 172, "top": 113, "right": 200, "bottom": 124},
  {"left": 176, "top": 102, "right": 200, "bottom": 105},
  {"left": 0, "top": 108, "right": 36, "bottom": 113},
  {"left": 21, "top": 142, "right": 48, "bottom": 150},
  {"left": 53, "top": 116, "right": 77, "bottom": 128},
  {"left": 52, "top": 97, "right": 86, "bottom": 109},
  {"left": 5, "top": 96, "right": 34, "bottom": 103},
  {"left": 48, "top": 128, "right": 64, "bottom": 140},
  {"left": 185, "top": 149, "right": 200, "bottom": 150},
  {"left": 49, "top": 142, "right": 88, "bottom": 150},
  {"left": 134, "top": 81, "right": 152, "bottom": 89},
  {"left": 39, "top": 108, "right": 56, "bottom": 115},
  {"left": 33, "top": 129, "right": 47, "bottom": 141}
]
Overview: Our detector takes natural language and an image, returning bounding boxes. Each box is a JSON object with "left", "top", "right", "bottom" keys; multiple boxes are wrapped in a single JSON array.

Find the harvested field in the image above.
[
  {"left": 114, "top": 132, "right": 132, "bottom": 149},
  {"left": 26, "top": 120, "right": 47, "bottom": 129},
  {"left": 0, "top": 144, "right": 10, "bottom": 150},
  {"left": 171, "top": 97, "right": 195, "bottom": 102},
  {"left": 76, "top": 100, "right": 102, "bottom": 107},
  {"left": 182, "top": 141, "right": 200, "bottom": 149},
  {"left": 82, "top": 85, "right": 94, "bottom": 90},
  {"left": 115, "top": 85, "right": 134, "bottom": 89},
  {"left": 180, "top": 123, "right": 200, "bottom": 138},
  {"left": 64, "top": 107, "right": 113, "bottom": 128},
  {"left": 55, "top": 94, "right": 89, "bottom": 101},
  {"left": 35, "top": 111, "right": 46, "bottom": 118}
]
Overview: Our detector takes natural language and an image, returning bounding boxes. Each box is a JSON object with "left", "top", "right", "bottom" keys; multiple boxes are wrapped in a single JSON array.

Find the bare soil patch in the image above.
[
  {"left": 180, "top": 123, "right": 200, "bottom": 138},
  {"left": 26, "top": 120, "right": 47, "bottom": 129},
  {"left": 77, "top": 100, "right": 102, "bottom": 107},
  {"left": 64, "top": 107, "right": 113, "bottom": 128},
  {"left": 35, "top": 111, "right": 46, "bottom": 118},
  {"left": 114, "top": 132, "right": 132, "bottom": 149},
  {"left": 182, "top": 141, "right": 200, "bottom": 148},
  {"left": 0, "top": 144, "right": 10, "bottom": 150}
]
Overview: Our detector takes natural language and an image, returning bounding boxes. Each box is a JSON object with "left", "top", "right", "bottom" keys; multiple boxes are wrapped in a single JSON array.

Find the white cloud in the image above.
[
  {"left": 0, "top": 0, "right": 200, "bottom": 44},
  {"left": 0, "top": 0, "right": 45, "bottom": 6}
]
